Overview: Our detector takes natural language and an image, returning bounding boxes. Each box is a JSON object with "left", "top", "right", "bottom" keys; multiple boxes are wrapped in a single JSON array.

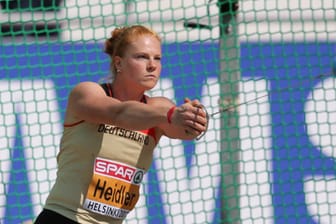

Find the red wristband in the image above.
[{"left": 167, "top": 106, "right": 176, "bottom": 124}]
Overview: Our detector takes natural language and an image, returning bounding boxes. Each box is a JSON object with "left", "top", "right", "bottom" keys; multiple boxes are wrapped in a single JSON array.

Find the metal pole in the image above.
[{"left": 218, "top": 1, "right": 240, "bottom": 223}]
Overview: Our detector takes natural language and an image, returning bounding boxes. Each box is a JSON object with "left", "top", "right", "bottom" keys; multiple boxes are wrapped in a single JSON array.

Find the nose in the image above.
[{"left": 147, "top": 59, "right": 157, "bottom": 72}]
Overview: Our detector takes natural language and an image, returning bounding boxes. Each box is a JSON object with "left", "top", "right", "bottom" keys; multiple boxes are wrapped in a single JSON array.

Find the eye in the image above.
[
  {"left": 136, "top": 54, "right": 148, "bottom": 59},
  {"left": 155, "top": 56, "right": 162, "bottom": 61}
]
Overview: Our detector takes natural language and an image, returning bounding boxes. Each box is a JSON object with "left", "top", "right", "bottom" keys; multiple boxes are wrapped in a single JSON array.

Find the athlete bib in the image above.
[{"left": 83, "top": 157, "right": 145, "bottom": 219}]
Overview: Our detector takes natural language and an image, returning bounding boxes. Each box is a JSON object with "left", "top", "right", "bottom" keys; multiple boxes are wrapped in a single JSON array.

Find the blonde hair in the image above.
[{"left": 104, "top": 25, "right": 161, "bottom": 77}]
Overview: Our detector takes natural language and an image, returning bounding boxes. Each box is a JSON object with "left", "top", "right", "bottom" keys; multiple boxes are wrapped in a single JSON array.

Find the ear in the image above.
[{"left": 113, "top": 56, "right": 122, "bottom": 70}]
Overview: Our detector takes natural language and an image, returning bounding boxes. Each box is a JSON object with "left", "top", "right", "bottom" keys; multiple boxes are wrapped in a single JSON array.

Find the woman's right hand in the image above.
[{"left": 169, "top": 99, "right": 208, "bottom": 138}]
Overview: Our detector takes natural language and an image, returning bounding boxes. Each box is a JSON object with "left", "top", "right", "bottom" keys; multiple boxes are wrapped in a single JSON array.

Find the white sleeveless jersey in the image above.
[{"left": 44, "top": 83, "right": 158, "bottom": 223}]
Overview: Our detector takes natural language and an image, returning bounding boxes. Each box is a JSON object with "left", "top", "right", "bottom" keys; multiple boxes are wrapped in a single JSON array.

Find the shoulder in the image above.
[
  {"left": 72, "top": 81, "right": 103, "bottom": 91},
  {"left": 67, "top": 82, "right": 108, "bottom": 109},
  {"left": 70, "top": 81, "right": 106, "bottom": 97}
]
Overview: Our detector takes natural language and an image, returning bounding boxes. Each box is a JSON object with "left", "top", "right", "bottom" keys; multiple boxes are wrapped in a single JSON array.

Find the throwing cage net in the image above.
[{"left": 0, "top": 0, "right": 335, "bottom": 223}]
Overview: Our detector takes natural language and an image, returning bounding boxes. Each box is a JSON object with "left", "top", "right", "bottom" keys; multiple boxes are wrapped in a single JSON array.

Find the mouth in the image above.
[{"left": 145, "top": 74, "right": 158, "bottom": 79}]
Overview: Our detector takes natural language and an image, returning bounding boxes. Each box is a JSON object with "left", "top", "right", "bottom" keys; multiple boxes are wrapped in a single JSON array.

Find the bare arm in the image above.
[
  {"left": 65, "top": 82, "right": 207, "bottom": 137},
  {"left": 65, "top": 82, "right": 168, "bottom": 130}
]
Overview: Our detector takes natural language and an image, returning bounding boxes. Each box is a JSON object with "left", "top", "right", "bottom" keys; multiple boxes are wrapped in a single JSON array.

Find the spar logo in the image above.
[{"left": 94, "top": 158, "right": 144, "bottom": 185}]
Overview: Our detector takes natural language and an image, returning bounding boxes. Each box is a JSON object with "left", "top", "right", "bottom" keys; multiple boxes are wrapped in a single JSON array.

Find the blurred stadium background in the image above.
[{"left": 0, "top": 0, "right": 335, "bottom": 223}]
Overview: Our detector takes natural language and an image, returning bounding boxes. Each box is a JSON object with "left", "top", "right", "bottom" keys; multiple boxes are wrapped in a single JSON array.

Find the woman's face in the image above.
[{"left": 116, "top": 35, "right": 162, "bottom": 91}]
